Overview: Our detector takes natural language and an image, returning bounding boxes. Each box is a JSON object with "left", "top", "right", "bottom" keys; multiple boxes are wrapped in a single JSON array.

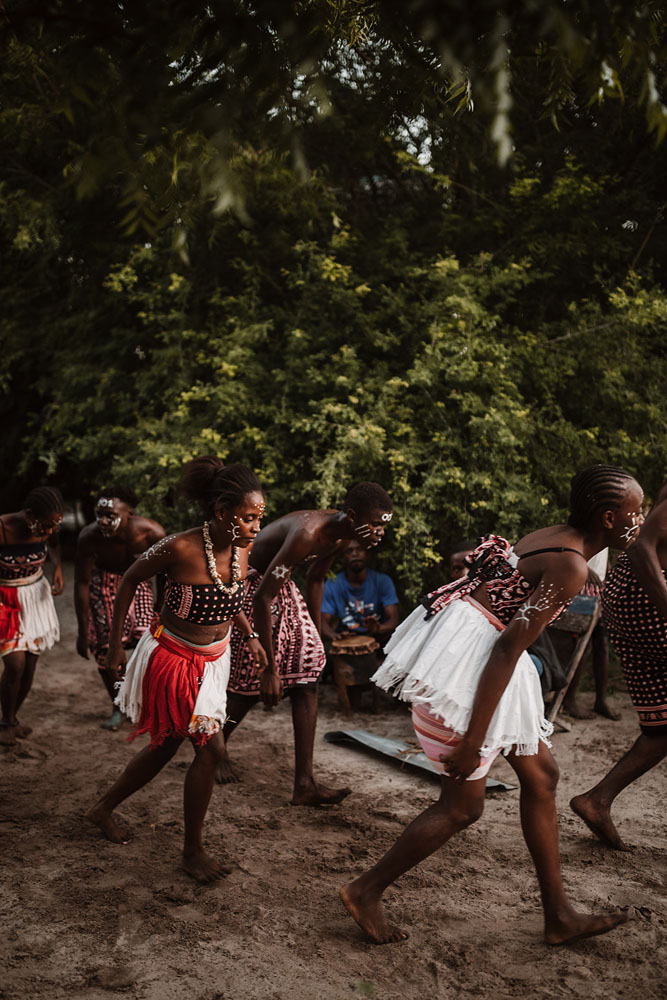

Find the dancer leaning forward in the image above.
[
  {"left": 0, "top": 487, "right": 64, "bottom": 746},
  {"left": 341, "top": 465, "right": 642, "bottom": 946},
  {"left": 87, "top": 458, "right": 267, "bottom": 882}
]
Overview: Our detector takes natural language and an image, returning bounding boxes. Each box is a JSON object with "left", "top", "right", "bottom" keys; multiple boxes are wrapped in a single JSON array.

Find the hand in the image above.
[
  {"left": 51, "top": 566, "right": 64, "bottom": 596},
  {"left": 586, "top": 568, "right": 603, "bottom": 594},
  {"left": 105, "top": 645, "right": 127, "bottom": 681},
  {"left": 363, "top": 615, "right": 381, "bottom": 634},
  {"left": 259, "top": 668, "right": 283, "bottom": 708},
  {"left": 440, "top": 739, "right": 481, "bottom": 783},
  {"left": 76, "top": 634, "right": 90, "bottom": 660},
  {"left": 247, "top": 636, "right": 268, "bottom": 672}
]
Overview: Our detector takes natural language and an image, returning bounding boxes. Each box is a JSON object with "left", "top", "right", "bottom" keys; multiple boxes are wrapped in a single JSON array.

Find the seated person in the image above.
[{"left": 321, "top": 540, "right": 399, "bottom": 712}]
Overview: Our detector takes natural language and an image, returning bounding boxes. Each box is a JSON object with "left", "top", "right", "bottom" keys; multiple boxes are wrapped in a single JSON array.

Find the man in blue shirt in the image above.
[{"left": 321, "top": 540, "right": 399, "bottom": 644}]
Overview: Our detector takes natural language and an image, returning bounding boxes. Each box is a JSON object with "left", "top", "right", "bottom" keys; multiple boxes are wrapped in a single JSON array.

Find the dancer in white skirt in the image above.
[
  {"left": 341, "top": 465, "right": 644, "bottom": 946},
  {"left": 0, "top": 487, "right": 64, "bottom": 746},
  {"left": 86, "top": 458, "right": 267, "bottom": 883}
]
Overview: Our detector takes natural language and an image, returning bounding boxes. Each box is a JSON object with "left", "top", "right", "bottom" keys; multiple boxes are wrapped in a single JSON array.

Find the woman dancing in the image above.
[
  {"left": 341, "top": 465, "right": 643, "bottom": 945},
  {"left": 0, "top": 487, "right": 64, "bottom": 745},
  {"left": 87, "top": 458, "right": 267, "bottom": 882}
]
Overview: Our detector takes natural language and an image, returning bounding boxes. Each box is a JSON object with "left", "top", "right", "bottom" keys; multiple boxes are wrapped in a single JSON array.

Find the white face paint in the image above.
[
  {"left": 272, "top": 564, "right": 290, "bottom": 580},
  {"left": 620, "top": 512, "right": 641, "bottom": 545},
  {"left": 230, "top": 519, "right": 242, "bottom": 542},
  {"left": 97, "top": 514, "right": 122, "bottom": 537},
  {"left": 97, "top": 497, "right": 115, "bottom": 510},
  {"left": 381, "top": 512, "right": 393, "bottom": 522}
]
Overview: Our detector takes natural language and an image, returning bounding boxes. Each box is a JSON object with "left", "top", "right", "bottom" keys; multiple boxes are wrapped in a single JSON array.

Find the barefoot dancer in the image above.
[
  {"left": 217, "top": 482, "right": 393, "bottom": 803},
  {"left": 75, "top": 486, "right": 165, "bottom": 730},
  {"left": 341, "top": 466, "right": 641, "bottom": 946},
  {"left": 571, "top": 482, "right": 667, "bottom": 851},
  {"left": 0, "top": 488, "right": 64, "bottom": 746},
  {"left": 87, "top": 459, "right": 266, "bottom": 882}
]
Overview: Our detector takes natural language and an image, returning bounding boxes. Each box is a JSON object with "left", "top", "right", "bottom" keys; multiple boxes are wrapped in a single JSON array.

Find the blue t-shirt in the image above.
[{"left": 322, "top": 569, "right": 399, "bottom": 634}]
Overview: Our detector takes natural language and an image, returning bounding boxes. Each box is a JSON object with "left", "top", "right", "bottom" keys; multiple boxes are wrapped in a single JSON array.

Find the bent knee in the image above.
[{"left": 446, "top": 799, "right": 485, "bottom": 830}]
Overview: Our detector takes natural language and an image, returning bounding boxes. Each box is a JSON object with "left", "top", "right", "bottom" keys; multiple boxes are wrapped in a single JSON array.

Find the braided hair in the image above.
[
  {"left": 568, "top": 465, "right": 637, "bottom": 530},
  {"left": 180, "top": 456, "right": 263, "bottom": 518},
  {"left": 23, "top": 486, "right": 64, "bottom": 517}
]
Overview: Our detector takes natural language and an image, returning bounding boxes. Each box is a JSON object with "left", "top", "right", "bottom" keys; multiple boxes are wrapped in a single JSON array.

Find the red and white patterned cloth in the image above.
[
  {"left": 228, "top": 568, "right": 326, "bottom": 695},
  {"left": 88, "top": 568, "right": 154, "bottom": 667},
  {"left": 602, "top": 553, "right": 667, "bottom": 733}
]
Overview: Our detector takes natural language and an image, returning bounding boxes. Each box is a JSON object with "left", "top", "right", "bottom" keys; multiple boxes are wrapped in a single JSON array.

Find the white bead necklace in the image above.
[{"left": 202, "top": 521, "right": 240, "bottom": 595}]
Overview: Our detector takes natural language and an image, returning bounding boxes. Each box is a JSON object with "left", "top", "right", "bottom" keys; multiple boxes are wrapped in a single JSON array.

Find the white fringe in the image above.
[{"left": 1, "top": 575, "right": 60, "bottom": 654}]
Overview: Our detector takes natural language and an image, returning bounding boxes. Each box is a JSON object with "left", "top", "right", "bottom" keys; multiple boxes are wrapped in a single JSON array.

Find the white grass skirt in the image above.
[
  {"left": 372, "top": 597, "right": 553, "bottom": 757},
  {"left": 0, "top": 575, "right": 60, "bottom": 655},
  {"left": 116, "top": 629, "right": 231, "bottom": 737}
]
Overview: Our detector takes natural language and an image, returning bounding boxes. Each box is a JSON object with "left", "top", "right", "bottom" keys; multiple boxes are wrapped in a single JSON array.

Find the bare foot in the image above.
[
  {"left": 215, "top": 750, "right": 241, "bottom": 785},
  {"left": 0, "top": 723, "right": 18, "bottom": 746},
  {"left": 570, "top": 793, "right": 632, "bottom": 851},
  {"left": 14, "top": 722, "right": 32, "bottom": 739},
  {"left": 182, "top": 848, "right": 232, "bottom": 883},
  {"left": 291, "top": 780, "right": 352, "bottom": 806},
  {"left": 85, "top": 804, "right": 132, "bottom": 844},
  {"left": 594, "top": 700, "right": 621, "bottom": 721},
  {"left": 101, "top": 708, "right": 123, "bottom": 732},
  {"left": 339, "top": 883, "right": 408, "bottom": 944},
  {"left": 563, "top": 701, "right": 596, "bottom": 720},
  {"left": 545, "top": 908, "right": 628, "bottom": 945}
]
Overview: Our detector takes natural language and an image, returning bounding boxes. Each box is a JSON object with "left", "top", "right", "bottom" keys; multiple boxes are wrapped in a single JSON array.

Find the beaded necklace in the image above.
[{"left": 202, "top": 521, "right": 240, "bottom": 595}]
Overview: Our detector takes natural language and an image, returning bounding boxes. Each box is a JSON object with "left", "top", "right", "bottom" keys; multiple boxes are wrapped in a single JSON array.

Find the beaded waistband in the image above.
[{"left": 0, "top": 570, "right": 44, "bottom": 588}]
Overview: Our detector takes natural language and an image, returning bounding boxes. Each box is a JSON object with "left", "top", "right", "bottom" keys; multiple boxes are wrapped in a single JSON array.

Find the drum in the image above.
[
  {"left": 330, "top": 634, "right": 380, "bottom": 656},
  {"left": 330, "top": 633, "right": 380, "bottom": 689}
]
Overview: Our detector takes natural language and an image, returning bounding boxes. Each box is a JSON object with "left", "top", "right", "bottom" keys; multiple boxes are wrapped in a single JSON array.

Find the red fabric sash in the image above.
[
  {"left": 131, "top": 627, "right": 230, "bottom": 748},
  {"left": 0, "top": 586, "right": 21, "bottom": 649}
]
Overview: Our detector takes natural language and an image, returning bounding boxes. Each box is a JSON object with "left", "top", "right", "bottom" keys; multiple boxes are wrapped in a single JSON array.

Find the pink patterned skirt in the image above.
[{"left": 228, "top": 569, "right": 326, "bottom": 695}]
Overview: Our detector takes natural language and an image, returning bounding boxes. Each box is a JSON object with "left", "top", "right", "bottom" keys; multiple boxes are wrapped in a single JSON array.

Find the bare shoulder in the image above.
[
  {"left": 76, "top": 522, "right": 98, "bottom": 549},
  {"left": 130, "top": 515, "right": 166, "bottom": 544}
]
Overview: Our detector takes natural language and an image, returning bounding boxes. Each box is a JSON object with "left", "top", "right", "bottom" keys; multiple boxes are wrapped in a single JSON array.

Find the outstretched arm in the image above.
[
  {"left": 627, "top": 498, "right": 667, "bottom": 619},
  {"left": 445, "top": 559, "right": 586, "bottom": 781},
  {"left": 105, "top": 536, "right": 177, "bottom": 678}
]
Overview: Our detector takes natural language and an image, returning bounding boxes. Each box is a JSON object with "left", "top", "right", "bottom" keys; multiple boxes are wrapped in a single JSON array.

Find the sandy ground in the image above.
[{"left": 1, "top": 571, "right": 666, "bottom": 1000}]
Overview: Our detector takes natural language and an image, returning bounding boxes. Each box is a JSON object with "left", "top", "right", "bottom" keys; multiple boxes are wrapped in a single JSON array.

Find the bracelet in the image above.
[{"left": 244, "top": 631, "right": 260, "bottom": 641}]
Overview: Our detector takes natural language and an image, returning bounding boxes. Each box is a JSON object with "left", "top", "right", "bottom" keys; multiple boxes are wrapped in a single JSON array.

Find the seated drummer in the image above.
[{"left": 321, "top": 539, "right": 399, "bottom": 647}]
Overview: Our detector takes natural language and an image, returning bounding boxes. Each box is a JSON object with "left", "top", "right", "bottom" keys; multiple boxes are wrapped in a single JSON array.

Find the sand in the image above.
[{"left": 1, "top": 575, "right": 665, "bottom": 1000}]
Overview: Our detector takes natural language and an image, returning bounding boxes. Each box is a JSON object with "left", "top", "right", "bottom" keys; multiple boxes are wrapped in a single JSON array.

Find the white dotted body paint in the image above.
[
  {"left": 272, "top": 564, "right": 290, "bottom": 580},
  {"left": 515, "top": 584, "right": 564, "bottom": 626},
  {"left": 141, "top": 535, "right": 175, "bottom": 560}
]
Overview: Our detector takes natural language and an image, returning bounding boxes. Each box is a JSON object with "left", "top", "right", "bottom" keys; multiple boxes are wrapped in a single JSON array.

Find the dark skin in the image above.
[
  {"left": 571, "top": 486, "right": 667, "bottom": 850},
  {"left": 75, "top": 497, "right": 165, "bottom": 724},
  {"left": 0, "top": 508, "right": 64, "bottom": 746},
  {"left": 216, "top": 505, "right": 392, "bottom": 801},
  {"left": 340, "top": 483, "right": 643, "bottom": 946},
  {"left": 86, "top": 491, "right": 266, "bottom": 883},
  {"left": 320, "top": 539, "right": 399, "bottom": 643}
]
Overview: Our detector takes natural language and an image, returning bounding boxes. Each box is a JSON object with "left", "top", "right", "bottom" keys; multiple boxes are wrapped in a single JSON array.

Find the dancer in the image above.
[
  {"left": 340, "top": 465, "right": 641, "bottom": 945},
  {"left": 216, "top": 482, "right": 393, "bottom": 801},
  {"left": 571, "top": 482, "right": 667, "bottom": 850},
  {"left": 75, "top": 485, "right": 165, "bottom": 729},
  {"left": 0, "top": 487, "right": 64, "bottom": 746},
  {"left": 86, "top": 458, "right": 266, "bottom": 882}
]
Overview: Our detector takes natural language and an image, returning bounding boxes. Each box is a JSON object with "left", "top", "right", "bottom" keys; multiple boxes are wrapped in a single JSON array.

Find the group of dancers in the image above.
[{"left": 1, "top": 460, "right": 665, "bottom": 946}]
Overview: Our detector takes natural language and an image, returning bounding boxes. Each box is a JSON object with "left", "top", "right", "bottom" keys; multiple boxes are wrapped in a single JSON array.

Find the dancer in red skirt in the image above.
[{"left": 86, "top": 458, "right": 266, "bottom": 882}]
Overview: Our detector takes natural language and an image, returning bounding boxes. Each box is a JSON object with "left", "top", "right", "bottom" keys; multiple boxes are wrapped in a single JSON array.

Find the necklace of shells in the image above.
[{"left": 202, "top": 521, "right": 240, "bottom": 595}]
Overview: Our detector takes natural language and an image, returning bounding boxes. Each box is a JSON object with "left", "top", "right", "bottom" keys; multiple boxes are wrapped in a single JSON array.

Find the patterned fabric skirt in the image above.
[
  {"left": 0, "top": 572, "right": 60, "bottom": 656},
  {"left": 411, "top": 702, "right": 501, "bottom": 780},
  {"left": 228, "top": 568, "right": 326, "bottom": 696},
  {"left": 116, "top": 624, "right": 231, "bottom": 748},
  {"left": 602, "top": 554, "right": 667, "bottom": 733},
  {"left": 372, "top": 595, "right": 553, "bottom": 758},
  {"left": 88, "top": 569, "right": 154, "bottom": 667}
]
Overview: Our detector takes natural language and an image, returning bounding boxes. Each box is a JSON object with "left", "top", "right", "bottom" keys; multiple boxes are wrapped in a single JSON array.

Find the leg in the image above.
[
  {"left": 183, "top": 731, "right": 232, "bottom": 882},
  {"left": 86, "top": 736, "right": 182, "bottom": 843},
  {"left": 570, "top": 730, "right": 667, "bottom": 850},
  {"left": 508, "top": 744, "right": 628, "bottom": 944},
  {"left": 0, "top": 651, "right": 28, "bottom": 745},
  {"left": 332, "top": 657, "right": 353, "bottom": 714},
  {"left": 289, "top": 684, "right": 351, "bottom": 805},
  {"left": 13, "top": 652, "right": 38, "bottom": 738},
  {"left": 340, "top": 774, "right": 486, "bottom": 943},
  {"left": 214, "top": 692, "right": 259, "bottom": 784},
  {"left": 591, "top": 627, "right": 620, "bottom": 720},
  {"left": 97, "top": 667, "right": 123, "bottom": 731}
]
